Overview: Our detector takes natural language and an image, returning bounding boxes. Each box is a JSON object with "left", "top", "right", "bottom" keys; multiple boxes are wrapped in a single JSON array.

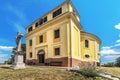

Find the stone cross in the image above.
[
  {"left": 16, "top": 32, "right": 24, "bottom": 51},
  {"left": 11, "top": 32, "right": 25, "bottom": 69}
]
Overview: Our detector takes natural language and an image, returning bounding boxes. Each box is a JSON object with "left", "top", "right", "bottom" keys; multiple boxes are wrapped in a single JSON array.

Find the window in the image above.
[
  {"left": 55, "top": 48, "right": 60, "bottom": 55},
  {"left": 53, "top": 8, "right": 62, "bottom": 18},
  {"left": 39, "top": 35, "right": 43, "bottom": 43},
  {"left": 54, "top": 29, "right": 60, "bottom": 38},
  {"left": 39, "top": 19, "right": 43, "bottom": 25},
  {"left": 30, "top": 52, "right": 32, "bottom": 58},
  {"left": 85, "top": 54, "right": 90, "bottom": 58},
  {"left": 97, "top": 62, "right": 100, "bottom": 66},
  {"left": 29, "top": 40, "right": 32, "bottom": 46},
  {"left": 72, "top": 9, "right": 77, "bottom": 16},
  {"left": 28, "top": 26, "right": 32, "bottom": 32},
  {"left": 44, "top": 16, "right": 47, "bottom": 22},
  {"left": 85, "top": 40, "right": 89, "bottom": 48},
  {"left": 35, "top": 22, "right": 38, "bottom": 27}
]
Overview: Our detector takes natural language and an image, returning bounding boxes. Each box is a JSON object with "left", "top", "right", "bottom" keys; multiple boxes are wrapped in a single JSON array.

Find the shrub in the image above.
[
  {"left": 78, "top": 67, "right": 98, "bottom": 77},
  {"left": 102, "top": 62, "right": 115, "bottom": 67},
  {"left": 115, "top": 57, "right": 120, "bottom": 67}
]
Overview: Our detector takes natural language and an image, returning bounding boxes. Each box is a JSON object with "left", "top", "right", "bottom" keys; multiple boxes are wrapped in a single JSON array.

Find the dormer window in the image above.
[
  {"left": 72, "top": 10, "right": 77, "bottom": 16},
  {"left": 28, "top": 26, "right": 33, "bottom": 32},
  {"left": 39, "top": 19, "right": 44, "bottom": 25},
  {"left": 53, "top": 8, "right": 62, "bottom": 18},
  {"left": 44, "top": 16, "right": 47, "bottom": 22},
  {"left": 35, "top": 22, "right": 38, "bottom": 27}
]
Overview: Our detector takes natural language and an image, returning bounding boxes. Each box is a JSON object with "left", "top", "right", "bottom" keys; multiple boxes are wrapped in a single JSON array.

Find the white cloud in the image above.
[
  {"left": 105, "top": 55, "right": 119, "bottom": 59},
  {"left": 101, "top": 42, "right": 120, "bottom": 64},
  {"left": 0, "top": 46, "right": 13, "bottom": 51},
  {"left": 115, "top": 23, "right": 120, "bottom": 30},
  {"left": 0, "top": 54, "right": 8, "bottom": 58},
  {"left": 101, "top": 49, "right": 120, "bottom": 55},
  {"left": 103, "top": 55, "right": 120, "bottom": 63},
  {"left": 114, "top": 43, "right": 120, "bottom": 47},
  {"left": 116, "top": 40, "right": 120, "bottom": 43},
  {"left": 0, "top": 53, "right": 10, "bottom": 63},
  {"left": 0, "top": 46, "right": 13, "bottom": 63},
  {"left": 102, "top": 46, "right": 111, "bottom": 49}
]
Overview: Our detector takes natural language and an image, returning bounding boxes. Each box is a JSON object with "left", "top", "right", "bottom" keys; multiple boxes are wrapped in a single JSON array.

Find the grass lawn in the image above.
[
  {"left": 0, "top": 65, "right": 107, "bottom": 80},
  {"left": 100, "top": 67, "right": 120, "bottom": 77}
]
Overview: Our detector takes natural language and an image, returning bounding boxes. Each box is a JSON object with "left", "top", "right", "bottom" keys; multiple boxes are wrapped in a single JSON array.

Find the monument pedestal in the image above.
[{"left": 12, "top": 54, "right": 25, "bottom": 69}]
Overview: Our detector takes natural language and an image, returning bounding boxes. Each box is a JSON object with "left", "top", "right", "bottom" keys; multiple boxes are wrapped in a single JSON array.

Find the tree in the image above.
[
  {"left": 21, "top": 44, "right": 26, "bottom": 63},
  {"left": 103, "top": 62, "right": 115, "bottom": 67},
  {"left": 115, "top": 57, "right": 120, "bottom": 67},
  {"left": 4, "top": 44, "right": 26, "bottom": 64}
]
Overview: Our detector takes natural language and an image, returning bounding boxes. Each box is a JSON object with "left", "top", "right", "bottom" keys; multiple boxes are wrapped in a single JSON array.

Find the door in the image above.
[
  {"left": 38, "top": 50, "right": 45, "bottom": 63},
  {"left": 39, "top": 54, "right": 45, "bottom": 63}
]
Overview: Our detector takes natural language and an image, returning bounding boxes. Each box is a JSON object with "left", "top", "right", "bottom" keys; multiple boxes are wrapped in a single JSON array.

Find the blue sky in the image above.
[{"left": 0, "top": 0, "right": 120, "bottom": 64}]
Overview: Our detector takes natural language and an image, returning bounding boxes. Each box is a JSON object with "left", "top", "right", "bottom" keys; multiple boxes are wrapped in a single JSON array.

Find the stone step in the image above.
[{"left": 37, "top": 63, "right": 45, "bottom": 66}]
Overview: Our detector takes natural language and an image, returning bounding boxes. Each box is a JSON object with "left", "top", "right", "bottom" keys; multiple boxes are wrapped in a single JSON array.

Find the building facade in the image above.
[{"left": 26, "top": 1, "right": 101, "bottom": 67}]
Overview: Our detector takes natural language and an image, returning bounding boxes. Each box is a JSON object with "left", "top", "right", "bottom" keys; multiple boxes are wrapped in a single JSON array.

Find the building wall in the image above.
[
  {"left": 26, "top": 2, "right": 70, "bottom": 33},
  {"left": 70, "top": 20, "right": 81, "bottom": 60},
  {"left": 68, "top": 3, "right": 80, "bottom": 22},
  {"left": 80, "top": 33, "right": 100, "bottom": 63},
  {"left": 26, "top": 18, "right": 69, "bottom": 63},
  {"left": 26, "top": 1, "right": 101, "bottom": 67}
]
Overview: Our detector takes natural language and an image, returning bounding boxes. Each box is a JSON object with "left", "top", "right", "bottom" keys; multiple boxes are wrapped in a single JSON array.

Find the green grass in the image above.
[
  {"left": 0, "top": 65, "right": 107, "bottom": 80},
  {"left": 100, "top": 67, "right": 120, "bottom": 77}
]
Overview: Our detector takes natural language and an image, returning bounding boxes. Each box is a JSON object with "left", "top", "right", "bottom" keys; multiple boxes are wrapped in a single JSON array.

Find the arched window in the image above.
[{"left": 85, "top": 40, "right": 89, "bottom": 48}]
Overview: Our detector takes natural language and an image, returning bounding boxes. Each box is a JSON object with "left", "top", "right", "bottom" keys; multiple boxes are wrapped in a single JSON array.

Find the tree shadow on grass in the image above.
[{"left": 0, "top": 66, "right": 11, "bottom": 69}]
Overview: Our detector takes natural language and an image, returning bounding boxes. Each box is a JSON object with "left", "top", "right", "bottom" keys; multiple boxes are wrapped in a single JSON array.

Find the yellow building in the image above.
[{"left": 26, "top": 1, "right": 101, "bottom": 67}]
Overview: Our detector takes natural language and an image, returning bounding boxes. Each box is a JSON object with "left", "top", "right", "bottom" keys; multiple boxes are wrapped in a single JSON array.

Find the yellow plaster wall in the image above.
[
  {"left": 36, "top": 32, "right": 47, "bottom": 45},
  {"left": 81, "top": 34, "right": 100, "bottom": 62},
  {"left": 73, "top": 27, "right": 79, "bottom": 57},
  {"left": 96, "top": 43, "right": 100, "bottom": 62},
  {"left": 26, "top": 18, "right": 69, "bottom": 60},
  {"left": 70, "top": 20, "right": 81, "bottom": 60},
  {"left": 26, "top": 2, "right": 69, "bottom": 33},
  {"left": 51, "top": 22, "right": 68, "bottom": 58},
  {"left": 68, "top": 3, "right": 80, "bottom": 22},
  {"left": 26, "top": 2, "right": 101, "bottom": 64}
]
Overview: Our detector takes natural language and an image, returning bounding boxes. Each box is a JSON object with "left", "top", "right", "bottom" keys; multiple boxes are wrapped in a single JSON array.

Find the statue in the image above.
[
  {"left": 16, "top": 32, "right": 24, "bottom": 52},
  {"left": 11, "top": 32, "right": 25, "bottom": 69}
]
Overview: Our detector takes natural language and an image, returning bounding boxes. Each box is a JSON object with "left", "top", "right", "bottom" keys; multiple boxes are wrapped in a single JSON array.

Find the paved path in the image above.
[{"left": 99, "top": 73, "right": 120, "bottom": 80}]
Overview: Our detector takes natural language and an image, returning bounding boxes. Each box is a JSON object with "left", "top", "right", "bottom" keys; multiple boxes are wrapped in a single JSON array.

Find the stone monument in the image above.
[{"left": 11, "top": 32, "right": 26, "bottom": 69}]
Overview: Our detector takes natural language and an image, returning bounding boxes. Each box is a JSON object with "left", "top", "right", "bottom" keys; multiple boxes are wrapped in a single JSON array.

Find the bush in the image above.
[
  {"left": 78, "top": 67, "right": 98, "bottom": 77},
  {"left": 102, "top": 62, "right": 115, "bottom": 67},
  {"left": 115, "top": 57, "right": 120, "bottom": 67}
]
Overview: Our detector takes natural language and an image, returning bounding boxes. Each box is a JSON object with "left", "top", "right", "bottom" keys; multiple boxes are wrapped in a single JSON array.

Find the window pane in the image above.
[
  {"left": 29, "top": 40, "right": 32, "bottom": 46},
  {"left": 44, "top": 16, "right": 47, "bottom": 22},
  {"left": 30, "top": 52, "right": 32, "bottom": 58},
  {"left": 53, "top": 8, "right": 62, "bottom": 18},
  {"left": 39, "top": 35, "right": 43, "bottom": 43},
  {"left": 85, "top": 54, "right": 90, "bottom": 58},
  {"left": 85, "top": 40, "right": 89, "bottom": 48},
  {"left": 35, "top": 22, "right": 38, "bottom": 27},
  {"left": 55, "top": 48, "right": 60, "bottom": 55},
  {"left": 39, "top": 19, "right": 43, "bottom": 25},
  {"left": 54, "top": 29, "right": 60, "bottom": 38},
  {"left": 28, "top": 26, "right": 32, "bottom": 32}
]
